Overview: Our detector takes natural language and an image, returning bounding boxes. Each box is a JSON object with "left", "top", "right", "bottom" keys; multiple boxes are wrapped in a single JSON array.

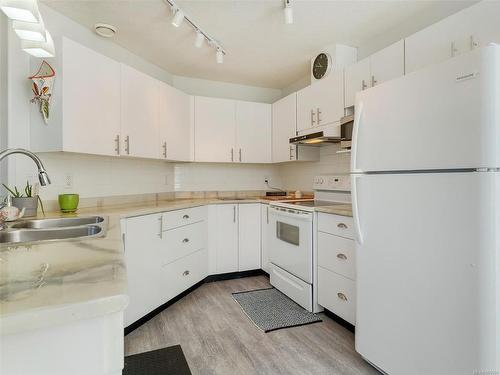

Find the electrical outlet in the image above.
[
  {"left": 64, "top": 173, "right": 74, "bottom": 189},
  {"left": 264, "top": 176, "right": 270, "bottom": 184}
]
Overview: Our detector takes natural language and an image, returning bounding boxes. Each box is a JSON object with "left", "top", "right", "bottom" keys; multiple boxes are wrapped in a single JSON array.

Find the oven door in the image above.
[{"left": 268, "top": 206, "right": 313, "bottom": 283}]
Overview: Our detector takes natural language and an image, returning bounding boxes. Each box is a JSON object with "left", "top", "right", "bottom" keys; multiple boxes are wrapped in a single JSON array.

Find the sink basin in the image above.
[
  {"left": 11, "top": 216, "right": 104, "bottom": 229},
  {"left": 0, "top": 225, "right": 103, "bottom": 245}
]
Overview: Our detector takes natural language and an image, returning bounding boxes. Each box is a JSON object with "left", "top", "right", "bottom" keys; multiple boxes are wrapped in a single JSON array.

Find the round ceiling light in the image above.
[{"left": 94, "top": 23, "right": 117, "bottom": 38}]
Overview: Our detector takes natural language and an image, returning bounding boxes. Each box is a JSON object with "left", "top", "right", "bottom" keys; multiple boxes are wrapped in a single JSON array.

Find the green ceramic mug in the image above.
[{"left": 58, "top": 194, "right": 80, "bottom": 213}]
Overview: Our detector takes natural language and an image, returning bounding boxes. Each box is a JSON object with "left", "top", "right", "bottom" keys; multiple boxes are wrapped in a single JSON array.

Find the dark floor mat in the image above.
[{"left": 123, "top": 345, "right": 191, "bottom": 375}]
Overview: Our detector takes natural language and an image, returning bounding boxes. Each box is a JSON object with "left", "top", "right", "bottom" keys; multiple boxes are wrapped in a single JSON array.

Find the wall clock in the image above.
[{"left": 312, "top": 52, "right": 332, "bottom": 80}]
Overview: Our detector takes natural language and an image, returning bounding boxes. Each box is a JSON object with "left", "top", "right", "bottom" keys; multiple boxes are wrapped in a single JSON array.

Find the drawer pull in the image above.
[
  {"left": 337, "top": 292, "right": 348, "bottom": 301},
  {"left": 336, "top": 253, "right": 347, "bottom": 260},
  {"left": 182, "top": 214, "right": 190, "bottom": 219},
  {"left": 182, "top": 238, "right": 190, "bottom": 243},
  {"left": 182, "top": 270, "right": 190, "bottom": 276},
  {"left": 337, "top": 223, "right": 348, "bottom": 229}
]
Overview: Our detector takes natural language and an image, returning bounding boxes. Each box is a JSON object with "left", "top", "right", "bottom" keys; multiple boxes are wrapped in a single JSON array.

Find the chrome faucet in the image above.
[{"left": 0, "top": 148, "right": 51, "bottom": 186}]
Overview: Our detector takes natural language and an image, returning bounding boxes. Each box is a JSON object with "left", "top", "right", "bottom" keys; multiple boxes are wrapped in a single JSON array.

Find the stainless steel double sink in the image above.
[{"left": 0, "top": 216, "right": 106, "bottom": 245}]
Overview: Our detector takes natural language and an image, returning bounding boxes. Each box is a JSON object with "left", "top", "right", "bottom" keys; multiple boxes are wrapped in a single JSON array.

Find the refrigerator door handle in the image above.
[
  {"left": 351, "top": 102, "right": 363, "bottom": 173},
  {"left": 351, "top": 174, "right": 364, "bottom": 245}
]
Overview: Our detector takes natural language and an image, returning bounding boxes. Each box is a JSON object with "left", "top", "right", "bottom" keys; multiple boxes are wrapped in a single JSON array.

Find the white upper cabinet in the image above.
[
  {"left": 405, "top": 1, "right": 500, "bottom": 74},
  {"left": 194, "top": 97, "right": 272, "bottom": 163},
  {"left": 297, "top": 70, "right": 344, "bottom": 132},
  {"left": 345, "top": 40, "right": 404, "bottom": 108},
  {"left": 121, "top": 64, "right": 160, "bottom": 159},
  {"left": 370, "top": 40, "right": 405, "bottom": 87},
  {"left": 272, "top": 92, "right": 297, "bottom": 162},
  {"left": 194, "top": 96, "right": 236, "bottom": 162},
  {"left": 236, "top": 101, "right": 272, "bottom": 163},
  {"left": 159, "top": 83, "right": 193, "bottom": 161}
]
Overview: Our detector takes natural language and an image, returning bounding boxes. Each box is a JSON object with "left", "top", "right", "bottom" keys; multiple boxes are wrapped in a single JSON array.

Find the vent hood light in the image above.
[{"left": 0, "top": 0, "right": 39, "bottom": 23}]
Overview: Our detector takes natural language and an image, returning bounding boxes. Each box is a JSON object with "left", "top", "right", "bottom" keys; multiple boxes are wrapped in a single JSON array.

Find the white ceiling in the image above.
[{"left": 42, "top": 0, "right": 477, "bottom": 89}]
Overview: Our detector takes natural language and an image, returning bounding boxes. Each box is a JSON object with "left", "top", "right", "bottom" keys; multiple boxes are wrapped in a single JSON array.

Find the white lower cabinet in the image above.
[
  {"left": 123, "top": 207, "right": 208, "bottom": 326},
  {"left": 317, "top": 212, "right": 356, "bottom": 325},
  {"left": 214, "top": 203, "right": 262, "bottom": 274}
]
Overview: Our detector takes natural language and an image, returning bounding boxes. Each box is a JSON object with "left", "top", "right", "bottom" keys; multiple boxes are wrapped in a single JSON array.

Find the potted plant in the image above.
[{"left": 2, "top": 181, "right": 45, "bottom": 217}]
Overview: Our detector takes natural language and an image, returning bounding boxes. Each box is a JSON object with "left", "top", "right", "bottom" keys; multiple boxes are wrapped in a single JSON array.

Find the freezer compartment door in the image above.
[
  {"left": 352, "top": 45, "right": 500, "bottom": 173},
  {"left": 353, "top": 172, "right": 498, "bottom": 375}
]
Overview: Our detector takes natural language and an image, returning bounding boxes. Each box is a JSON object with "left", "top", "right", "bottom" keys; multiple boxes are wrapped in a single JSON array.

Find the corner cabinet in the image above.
[{"left": 194, "top": 96, "right": 272, "bottom": 163}]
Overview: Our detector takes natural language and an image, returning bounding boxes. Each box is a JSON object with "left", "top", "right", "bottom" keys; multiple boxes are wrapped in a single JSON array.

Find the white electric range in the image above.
[{"left": 268, "top": 175, "right": 351, "bottom": 312}]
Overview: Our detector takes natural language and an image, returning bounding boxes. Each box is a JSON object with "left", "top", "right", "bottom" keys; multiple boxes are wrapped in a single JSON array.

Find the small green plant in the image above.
[{"left": 2, "top": 181, "right": 45, "bottom": 215}]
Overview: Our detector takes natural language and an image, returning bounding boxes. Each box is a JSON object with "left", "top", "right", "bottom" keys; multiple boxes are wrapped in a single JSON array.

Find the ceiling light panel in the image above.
[
  {"left": 0, "top": 0, "right": 40, "bottom": 23},
  {"left": 22, "top": 29, "right": 55, "bottom": 57}
]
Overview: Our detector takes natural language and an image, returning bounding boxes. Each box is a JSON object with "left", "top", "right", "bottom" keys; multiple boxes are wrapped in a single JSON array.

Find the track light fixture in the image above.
[
  {"left": 163, "top": 0, "right": 226, "bottom": 64},
  {"left": 284, "top": 0, "right": 293, "bottom": 24}
]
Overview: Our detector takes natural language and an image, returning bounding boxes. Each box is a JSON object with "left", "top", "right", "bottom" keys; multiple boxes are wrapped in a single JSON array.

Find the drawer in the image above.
[
  {"left": 270, "top": 263, "right": 313, "bottom": 312},
  {"left": 318, "top": 212, "right": 354, "bottom": 239},
  {"left": 162, "top": 206, "right": 206, "bottom": 231},
  {"left": 161, "top": 221, "right": 206, "bottom": 266},
  {"left": 317, "top": 267, "right": 356, "bottom": 325},
  {"left": 160, "top": 248, "right": 208, "bottom": 302},
  {"left": 318, "top": 232, "right": 356, "bottom": 280}
]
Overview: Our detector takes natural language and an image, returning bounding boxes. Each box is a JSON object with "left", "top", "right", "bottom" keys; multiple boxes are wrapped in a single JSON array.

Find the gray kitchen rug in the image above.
[
  {"left": 123, "top": 345, "right": 191, "bottom": 375},
  {"left": 232, "top": 287, "right": 321, "bottom": 332}
]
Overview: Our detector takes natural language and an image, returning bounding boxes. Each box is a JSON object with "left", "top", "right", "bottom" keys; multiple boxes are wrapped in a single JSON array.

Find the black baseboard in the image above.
[
  {"left": 125, "top": 269, "right": 265, "bottom": 336},
  {"left": 323, "top": 308, "right": 355, "bottom": 333},
  {"left": 204, "top": 269, "right": 265, "bottom": 283}
]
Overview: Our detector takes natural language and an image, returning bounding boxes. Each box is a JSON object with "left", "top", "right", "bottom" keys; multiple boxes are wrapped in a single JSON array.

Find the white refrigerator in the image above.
[{"left": 352, "top": 45, "right": 499, "bottom": 375}]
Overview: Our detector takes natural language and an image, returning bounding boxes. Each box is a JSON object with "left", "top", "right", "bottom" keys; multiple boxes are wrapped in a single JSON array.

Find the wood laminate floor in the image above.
[{"left": 125, "top": 275, "right": 381, "bottom": 375}]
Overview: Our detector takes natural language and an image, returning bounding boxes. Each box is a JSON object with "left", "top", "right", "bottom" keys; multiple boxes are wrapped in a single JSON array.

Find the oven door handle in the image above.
[{"left": 269, "top": 207, "right": 313, "bottom": 222}]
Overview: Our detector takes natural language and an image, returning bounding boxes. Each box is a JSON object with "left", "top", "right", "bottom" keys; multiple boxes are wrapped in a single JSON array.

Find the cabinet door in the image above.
[
  {"left": 121, "top": 64, "right": 160, "bottom": 159},
  {"left": 370, "top": 40, "right": 405, "bottom": 87},
  {"left": 296, "top": 85, "right": 315, "bottom": 132},
  {"left": 194, "top": 96, "right": 236, "bottom": 162},
  {"left": 215, "top": 204, "right": 239, "bottom": 273},
  {"left": 272, "top": 93, "right": 297, "bottom": 162},
  {"left": 344, "top": 58, "right": 370, "bottom": 108},
  {"left": 238, "top": 203, "right": 261, "bottom": 271},
  {"left": 159, "top": 83, "right": 193, "bottom": 161},
  {"left": 123, "top": 213, "right": 164, "bottom": 326},
  {"left": 260, "top": 204, "right": 271, "bottom": 273},
  {"left": 313, "top": 69, "right": 344, "bottom": 127},
  {"left": 235, "top": 101, "right": 272, "bottom": 163},
  {"left": 62, "top": 38, "right": 121, "bottom": 156}
]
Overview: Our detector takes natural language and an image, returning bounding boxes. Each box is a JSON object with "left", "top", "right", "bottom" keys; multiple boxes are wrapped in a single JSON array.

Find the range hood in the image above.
[{"left": 289, "top": 114, "right": 354, "bottom": 146}]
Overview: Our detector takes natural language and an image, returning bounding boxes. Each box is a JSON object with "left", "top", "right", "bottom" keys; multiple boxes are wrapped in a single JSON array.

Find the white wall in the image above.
[
  {"left": 278, "top": 144, "right": 351, "bottom": 192},
  {"left": 0, "top": 13, "right": 8, "bottom": 193}
]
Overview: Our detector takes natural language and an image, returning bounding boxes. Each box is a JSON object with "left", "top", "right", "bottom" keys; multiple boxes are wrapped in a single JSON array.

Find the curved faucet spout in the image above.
[{"left": 0, "top": 148, "right": 51, "bottom": 186}]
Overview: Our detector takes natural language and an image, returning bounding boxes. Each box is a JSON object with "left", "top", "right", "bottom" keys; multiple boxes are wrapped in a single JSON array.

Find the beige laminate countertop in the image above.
[{"left": 0, "top": 197, "right": 352, "bottom": 334}]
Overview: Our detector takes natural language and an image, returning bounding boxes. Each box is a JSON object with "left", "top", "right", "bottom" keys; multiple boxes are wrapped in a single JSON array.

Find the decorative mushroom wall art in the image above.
[{"left": 29, "top": 60, "right": 55, "bottom": 124}]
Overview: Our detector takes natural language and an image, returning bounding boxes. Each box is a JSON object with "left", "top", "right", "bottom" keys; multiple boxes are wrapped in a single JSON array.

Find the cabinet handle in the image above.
[
  {"left": 361, "top": 80, "right": 367, "bottom": 90},
  {"left": 125, "top": 135, "right": 130, "bottom": 155},
  {"left": 316, "top": 108, "right": 322, "bottom": 124},
  {"left": 182, "top": 270, "right": 190, "bottom": 276},
  {"left": 239, "top": 148, "right": 242, "bottom": 162},
  {"left": 182, "top": 238, "right": 189, "bottom": 243},
  {"left": 162, "top": 141, "right": 167, "bottom": 158},
  {"left": 337, "top": 292, "right": 348, "bottom": 301},
  {"left": 233, "top": 205, "right": 236, "bottom": 223},
  {"left": 470, "top": 35, "right": 478, "bottom": 50},
  {"left": 310, "top": 109, "right": 316, "bottom": 126},
  {"left": 158, "top": 216, "right": 163, "bottom": 238},
  {"left": 183, "top": 214, "right": 189, "bottom": 219},
  {"left": 266, "top": 205, "right": 269, "bottom": 224},
  {"left": 371, "top": 75, "right": 377, "bottom": 87},
  {"left": 451, "top": 41, "right": 458, "bottom": 57},
  {"left": 114, "top": 135, "right": 120, "bottom": 155},
  {"left": 337, "top": 223, "right": 348, "bottom": 229},
  {"left": 337, "top": 253, "right": 347, "bottom": 260},
  {"left": 231, "top": 148, "right": 234, "bottom": 162}
]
